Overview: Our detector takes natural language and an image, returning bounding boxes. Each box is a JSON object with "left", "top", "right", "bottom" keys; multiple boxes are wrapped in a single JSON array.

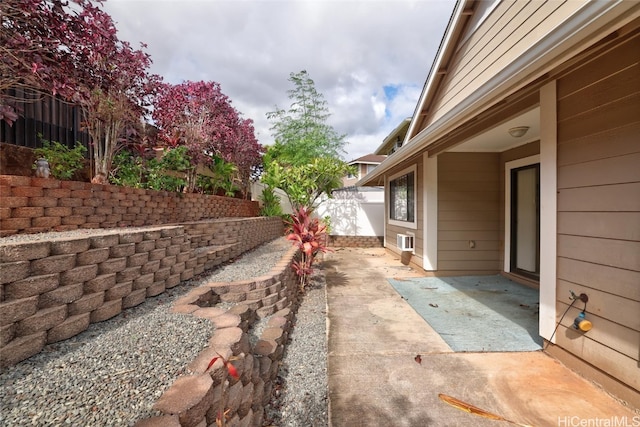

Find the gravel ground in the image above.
[
  {"left": 264, "top": 268, "right": 329, "bottom": 427},
  {"left": 0, "top": 236, "right": 329, "bottom": 426}
]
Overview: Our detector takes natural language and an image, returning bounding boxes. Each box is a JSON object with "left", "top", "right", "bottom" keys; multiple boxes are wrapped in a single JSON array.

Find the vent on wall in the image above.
[{"left": 397, "top": 233, "right": 414, "bottom": 252}]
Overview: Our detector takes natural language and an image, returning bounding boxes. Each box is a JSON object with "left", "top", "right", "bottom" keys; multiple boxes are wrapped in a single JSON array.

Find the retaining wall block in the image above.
[
  {"left": 60, "top": 265, "right": 98, "bottom": 286},
  {"left": 133, "top": 273, "right": 155, "bottom": 290},
  {"left": 209, "top": 313, "right": 241, "bottom": 329},
  {"left": 165, "top": 274, "right": 180, "bottom": 289},
  {"left": 117, "top": 266, "right": 142, "bottom": 283},
  {"left": 239, "top": 381, "right": 254, "bottom": 417},
  {"left": 77, "top": 247, "right": 110, "bottom": 265},
  {"left": 227, "top": 380, "right": 244, "bottom": 416},
  {"left": 105, "top": 281, "right": 133, "bottom": 301},
  {"left": 0, "top": 331, "right": 46, "bottom": 368},
  {"left": 254, "top": 339, "right": 277, "bottom": 359},
  {"left": 160, "top": 255, "right": 176, "bottom": 268},
  {"left": 84, "top": 273, "right": 116, "bottom": 293},
  {"left": 68, "top": 292, "right": 105, "bottom": 316},
  {"left": 30, "top": 254, "right": 76, "bottom": 275},
  {"left": 149, "top": 248, "right": 167, "bottom": 261},
  {"left": 89, "top": 235, "right": 119, "bottom": 249},
  {"left": 220, "top": 292, "right": 247, "bottom": 304},
  {"left": 0, "top": 296, "right": 39, "bottom": 326},
  {"left": 140, "top": 260, "right": 161, "bottom": 275},
  {"left": 0, "top": 261, "right": 31, "bottom": 284},
  {"left": 110, "top": 243, "right": 136, "bottom": 258},
  {"left": 128, "top": 252, "right": 149, "bottom": 268},
  {"left": 6, "top": 273, "right": 59, "bottom": 299},
  {"left": 50, "top": 238, "right": 91, "bottom": 255},
  {"left": 90, "top": 298, "right": 122, "bottom": 323},
  {"left": 47, "top": 313, "right": 90, "bottom": 343},
  {"left": 98, "top": 257, "right": 127, "bottom": 274},
  {"left": 16, "top": 305, "right": 67, "bottom": 335},
  {"left": 255, "top": 304, "right": 276, "bottom": 319},
  {"left": 136, "top": 240, "right": 156, "bottom": 253},
  {"left": 153, "top": 374, "right": 214, "bottom": 427},
  {"left": 123, "top": 289, "right": 147, "bottom": 309},
  {"left": 146, "top": 281, "right": 166, "bottom": 297},
  {"left": 209, "top": 327, "right": 244, "bottom": 353},
  {"left": 154, "top": 267, "right": 171, "bottom": 283},
  {"left": 0, "top": 323, "right": 15, "bottom": 347},
  {"left": 192, "top": 307, "right": 226, "bottom": 321},
  {"left": 170, "top": 262, "right": 186, "bottom": 276},
  {"left": 39, "top": 283, "right": 84, "bottom": 309}
]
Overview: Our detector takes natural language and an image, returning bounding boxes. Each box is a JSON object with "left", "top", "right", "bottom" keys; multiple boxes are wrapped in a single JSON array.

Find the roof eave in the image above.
[{"left": 359, "top": 0, "right": 639, "bottom": 187}]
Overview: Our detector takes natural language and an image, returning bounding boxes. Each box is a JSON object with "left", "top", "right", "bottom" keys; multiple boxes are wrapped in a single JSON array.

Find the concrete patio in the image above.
[{"left": 324, "top": 247, "right": 638, "bottom": 427}]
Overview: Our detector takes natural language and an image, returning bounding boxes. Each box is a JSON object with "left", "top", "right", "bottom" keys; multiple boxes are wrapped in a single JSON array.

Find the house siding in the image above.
[
  {"left": 437, "top": 152, "right": 501, "bottom": 274},
  {"left": 555, "top": 31, "right": 640, "bottom": 392},
  {"left": 427, "top": 0, "right": 587, "bottom": 128},
  {"left": 385, "top": 157, "right": 424, "bottom": 267}
]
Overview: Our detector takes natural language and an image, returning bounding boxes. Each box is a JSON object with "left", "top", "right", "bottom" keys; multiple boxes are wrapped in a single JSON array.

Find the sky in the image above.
[{"left": 102, "top": 0, "right": 457, "bottom": 162}]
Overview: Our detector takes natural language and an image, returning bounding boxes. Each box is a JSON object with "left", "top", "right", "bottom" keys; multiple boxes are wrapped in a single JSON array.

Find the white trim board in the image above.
[
  {"left": 423, "top": 153, "right": 438, "bottom": 271},
  {"left": 539, "top": 81, "right": 558, "bottom": 342}
]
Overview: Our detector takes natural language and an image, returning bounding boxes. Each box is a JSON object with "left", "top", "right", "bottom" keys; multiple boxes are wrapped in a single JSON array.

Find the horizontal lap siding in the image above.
[
  {"left": 437, "top": 152, "right": 501, "bottom": 273},
  {"left": 427, "top": 0, "right": 586, "bottom": 127},
  {"left": 556, "top": 31, "right": 640, "bottom": 392}
]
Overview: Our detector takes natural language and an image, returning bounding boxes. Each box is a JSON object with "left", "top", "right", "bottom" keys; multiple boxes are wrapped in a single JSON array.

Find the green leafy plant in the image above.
[
  {"left": 206, "top": 156, "right": 239, "bottom": 196},
  {"left": 33, "top": 138, "right": 86, "bottom": 180},
  {"left": 286, "top": 206, "right": 331, "bottom": 288},
  {"left": 259, "top": 186, "right": 284, "bottom": 217},
  {"left": 145, "top": 146, "right": 189, "bottom": 192},
  {"left": 110, "top": 150, "right": 144, "bottom": 187},
  {"left": 264, "top": 157, "right": 352, "bottom": 210}
]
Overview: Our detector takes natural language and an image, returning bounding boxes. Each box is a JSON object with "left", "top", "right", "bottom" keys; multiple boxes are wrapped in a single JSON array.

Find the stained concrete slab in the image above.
[
  {"left": 325, "top": 247, "right": 639, "bottom": 427},
  {"left": 388, "top": 275, "right": 542, "bottom": 352}
]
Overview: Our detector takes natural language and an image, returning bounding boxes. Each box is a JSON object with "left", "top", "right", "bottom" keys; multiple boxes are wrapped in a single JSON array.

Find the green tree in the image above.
[
  {"left": 263, "top": 157, "right": 352, "bottom": 210},
  {"left": 264, "top": 70, "right": 352, "bottom": 210},
  {"left": 266, "top": 70, "right": 347, "bottom": 164}
]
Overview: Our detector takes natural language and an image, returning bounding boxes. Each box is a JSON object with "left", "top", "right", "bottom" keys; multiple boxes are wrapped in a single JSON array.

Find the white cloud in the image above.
[{"left": 103, "top": 0, "right": 456, "bottom": 160}]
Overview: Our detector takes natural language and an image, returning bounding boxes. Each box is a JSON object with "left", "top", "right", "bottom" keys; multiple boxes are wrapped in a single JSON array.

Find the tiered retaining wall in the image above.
[
  {"left": 0, "top": 217, "right": 285, "bottom": 368},
  {"left": 0, "top": 175, "right": 259, "bottom": 236}
]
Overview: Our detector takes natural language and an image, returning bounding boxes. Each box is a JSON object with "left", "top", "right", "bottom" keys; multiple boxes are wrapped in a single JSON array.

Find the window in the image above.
[{"left": 389, "top": 166, "right": 416, "bottom": 226}]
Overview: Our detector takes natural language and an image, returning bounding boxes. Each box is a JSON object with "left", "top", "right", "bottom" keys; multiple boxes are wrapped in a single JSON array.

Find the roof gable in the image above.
[{"left": 409, "top": 0, "right": 593, "bottom": 140}]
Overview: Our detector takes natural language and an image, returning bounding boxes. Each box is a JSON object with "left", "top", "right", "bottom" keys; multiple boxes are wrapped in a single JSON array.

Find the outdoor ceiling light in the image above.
[{"left": 508, "top": 126, "right": 530, "bottom": 138}]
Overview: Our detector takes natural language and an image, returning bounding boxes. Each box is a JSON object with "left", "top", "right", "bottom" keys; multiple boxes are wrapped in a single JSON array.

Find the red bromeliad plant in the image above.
[{"left": 286, "top": 206, "right": 331, "bottom": 288}]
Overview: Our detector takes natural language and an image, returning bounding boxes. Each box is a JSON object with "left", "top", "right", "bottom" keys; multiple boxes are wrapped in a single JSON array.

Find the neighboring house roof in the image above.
[
  {"left": 348, "top": 154, "right": 387, "bottom": 166},
  {"left": 359, "top": 0, "right": 640, "bottom": 186},
  {"left": 374, "top": 118, "right": 411, "bottom": 155}
]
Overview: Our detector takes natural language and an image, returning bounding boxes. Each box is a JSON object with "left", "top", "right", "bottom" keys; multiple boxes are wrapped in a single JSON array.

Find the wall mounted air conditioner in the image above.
[{"left": 397, "top": 233, "right": 414, "bottom": 252}]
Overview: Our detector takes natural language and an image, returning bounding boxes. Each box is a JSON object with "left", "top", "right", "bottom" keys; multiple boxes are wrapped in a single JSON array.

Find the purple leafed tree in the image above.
[
  {"left": 153, "top": 81, "right": 262, "bottom": 195},
  {"left": 1, "top": 0, "right": 161, "bottom": 182}
]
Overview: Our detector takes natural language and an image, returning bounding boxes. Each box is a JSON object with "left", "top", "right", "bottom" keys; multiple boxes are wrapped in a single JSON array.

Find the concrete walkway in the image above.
[{"left": 325, "top": 247, "right": 638, "bottom": 427}]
